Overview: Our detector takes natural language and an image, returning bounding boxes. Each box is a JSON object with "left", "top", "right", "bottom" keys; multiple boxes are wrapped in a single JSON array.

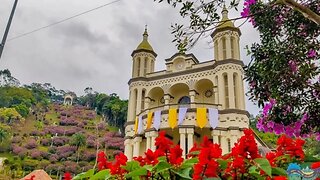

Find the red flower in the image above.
[
  {"left": 192, "top": 136, "right": 221, "bottom": 179},
  {"left": 231, "top": 129, "right": 260, "bottom": 159},
  {"left": 63, "top": 172, "right": 72, "bottom": 180},
  {"left": 110, "top": 153, "right": 128, "bottom": 178},
  {"left": 155, "top": 131, "right": 173, "bottom": 155},
  {"left": 276, "top": 135, "right": 305, "bottom": 160},
  {"left": 266, "top": 152, "right": 277, "bottom": 167},
  {"left": 188, "top": 143, "right": 200, "bottom": 158},
  {"left": 169, "top": 145, "right": 184, "bottom": 166},
  {"left": 97, "top": 151, "right": 111, "bottom": 171},
  {"left": 133, "top": 155, "right": 145, "bottom": 166},
  {"left": 311, "top": 161, "right": 320, "bottom": 169},
  {"left": 144, "top": 149, "right": 159, "bottom": 165}
]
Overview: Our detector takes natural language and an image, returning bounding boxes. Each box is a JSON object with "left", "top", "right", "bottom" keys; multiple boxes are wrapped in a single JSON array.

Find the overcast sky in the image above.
[{"left": 0, "top": 0, "right": 261, "bottom": 115}]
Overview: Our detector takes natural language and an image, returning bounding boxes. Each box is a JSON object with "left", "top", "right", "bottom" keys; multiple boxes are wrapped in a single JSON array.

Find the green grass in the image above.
[{"left": 107, "top": 125, "right": 119, "bottom": 132}]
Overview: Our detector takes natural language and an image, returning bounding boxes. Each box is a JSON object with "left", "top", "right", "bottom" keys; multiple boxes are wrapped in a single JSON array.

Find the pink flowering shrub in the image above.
[{"left": 24, "top": 139, "right": 38, "bottom": 149}]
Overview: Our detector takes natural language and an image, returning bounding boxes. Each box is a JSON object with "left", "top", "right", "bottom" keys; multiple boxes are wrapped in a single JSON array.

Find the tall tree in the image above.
[
  {"left": 0, "top": 128, "right": 8, "bottom": 144},
  {"left": 0, "top": 69, "right": 20, "bottom": 87},
  {"left": 71, "top": 133, "right": 86, "bottom": 163}
]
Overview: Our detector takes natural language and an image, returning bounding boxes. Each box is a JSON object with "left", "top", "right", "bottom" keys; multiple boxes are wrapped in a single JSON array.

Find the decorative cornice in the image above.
[
  {"left": 211, "top": 26, "right": 241, "bottom": 38},
  {"left": 219, "top": 109, "right": 250, "bottom": 117},
  {"left": 128, "top": 59, "right": 244, "bottom": 85},
  {"left": 131, "top": 49, "right": 157, "bottom": 57}
]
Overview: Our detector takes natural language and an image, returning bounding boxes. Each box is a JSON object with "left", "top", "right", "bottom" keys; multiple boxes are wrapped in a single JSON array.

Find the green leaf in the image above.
[
  {"left": 217, "top": 159, "right": 228, "bottom": 170},
  {"left": 143, "top": 164, "right": 153, "bottom": 172},
  {"left": 73, "top": 172, "right": 86, "bottom": 180},
  {"left": 254, "top": 158, "right": 272, "bottom": 177},
  {"left": 73, "top": 169, "right": 94, "bottom": 180},
  {"left": 154, "top": 161, "right": 171, "bottom": 174},
  {"left": 173, "top": 167, "right": 192, "bottom": 179},
  {"left": 180, "top": 158, "right": 198, "bottom": 169},
  {"left": 90, "top": 169, "right": 111, "bottom": 180},
  {"left": 125, "top": 167, "right": 148, "bottom": 178},
  {"left": 271, "top": 167, "right": 287, "bottom": 176},
  {"left": 123, "top": 161, "right": 141, "bottom": 172}
]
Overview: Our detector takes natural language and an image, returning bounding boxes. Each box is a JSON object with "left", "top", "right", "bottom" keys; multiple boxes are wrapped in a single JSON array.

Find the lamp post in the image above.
[{"left": 0, "top": 0, "right": 18, "bottom": 60}]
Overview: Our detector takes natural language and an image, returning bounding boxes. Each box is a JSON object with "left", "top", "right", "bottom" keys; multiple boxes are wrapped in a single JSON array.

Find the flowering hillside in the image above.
[{"left": 0, "top": 103, "right": 124, "bottom": 179}]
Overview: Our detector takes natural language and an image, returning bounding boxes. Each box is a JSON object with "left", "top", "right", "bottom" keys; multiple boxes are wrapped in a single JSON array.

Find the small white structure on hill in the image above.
[{"left": 63, "top": 93, "right": 75, "bottom": 106}]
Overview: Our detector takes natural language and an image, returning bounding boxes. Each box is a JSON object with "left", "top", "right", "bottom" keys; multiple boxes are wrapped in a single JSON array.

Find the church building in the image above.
[{"left": 124, "top": 7, "right": 267, "bottom": 160}]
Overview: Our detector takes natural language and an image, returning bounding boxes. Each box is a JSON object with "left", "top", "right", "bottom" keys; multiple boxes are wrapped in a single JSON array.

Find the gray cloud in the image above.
[{"left": 0, "top": 0, "right": 261, "bottom": 115}]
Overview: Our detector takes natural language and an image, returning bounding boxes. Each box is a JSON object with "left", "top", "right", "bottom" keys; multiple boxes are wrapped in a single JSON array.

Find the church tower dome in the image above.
[
  {"left": 211, "top": 5, "right": 241, "bottom": 61},
  {"left": 131, "top": 27, "right": 157, "bottom": 78}
]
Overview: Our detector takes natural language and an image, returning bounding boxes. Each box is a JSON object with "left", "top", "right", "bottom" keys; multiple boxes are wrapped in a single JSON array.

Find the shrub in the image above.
[
  {"left": 40, "top": 138, "right": 50, "bottom": 146},
  {"left": 30, "top": 150, "right": 42, "bottom": 160},
  {"left": 49, "top": 154, "right": 59, "bottom": 162},
  {"left": 24, "top": 139, "right": 37, "bottom": 149}
]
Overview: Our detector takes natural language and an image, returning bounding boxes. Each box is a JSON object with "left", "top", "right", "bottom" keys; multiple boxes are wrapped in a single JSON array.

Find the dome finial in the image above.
[
  {"left": 143, "top": 24, "right": 148, "bottom": 39},
  {"left": 222, "top": 4, "right": 228, "bottom": 19}
]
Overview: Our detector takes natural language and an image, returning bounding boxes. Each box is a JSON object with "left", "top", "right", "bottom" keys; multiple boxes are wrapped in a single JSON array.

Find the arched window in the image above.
[
  {"left": 223, "top": 74, "right": 229, "bottom": 108},
  {"left": 214, "top": 41, "right": 219, "bottom": 59},
  {"left": 233, "top": 73, "right": 239, "bottom": 109},
  {"left": 222, "top": 37, "right": 227, "bottom": 59},
  {"left": 231, "top": 37, "right": 235, "bottom": 58},
  {"left": 178, "top": 96, "right": 190, "bottom": 105}
]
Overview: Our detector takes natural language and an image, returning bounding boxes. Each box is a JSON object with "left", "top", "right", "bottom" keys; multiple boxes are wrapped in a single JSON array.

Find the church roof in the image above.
[
  {"left": 136, "top": 27, "right": 154, "bottom": 52},
  {"left": 216, "top": 5, "right": 235, "bottom": 29}
]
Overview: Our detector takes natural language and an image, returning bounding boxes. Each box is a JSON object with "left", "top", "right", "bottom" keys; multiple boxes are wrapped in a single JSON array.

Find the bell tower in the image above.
[
  {"left": 131, "top": 26, "right": 157, "bottom": 78},
  {"left": 211, "top": 5, "right": 241, "bottom": 61},
  {"left": 211, "top": 6, "right": 245, "bottom": 110},
  {"left": 127, "top": 27, "right": 157, "bottom": 126}
]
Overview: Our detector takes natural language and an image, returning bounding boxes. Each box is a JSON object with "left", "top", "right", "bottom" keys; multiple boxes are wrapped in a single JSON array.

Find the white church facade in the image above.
[{"left": 124, "top": 8, "right": 266, "bottom": 160}]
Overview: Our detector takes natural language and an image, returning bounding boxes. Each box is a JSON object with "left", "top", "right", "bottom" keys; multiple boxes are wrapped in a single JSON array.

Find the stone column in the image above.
[
  {"left": 240, "top": 75, "right": 246, "bottom": 110},
  {"left": 187, "top": 128, "right": 194, "bottom": 153},
  {"left": 217, "top": 38, "right": 222, "bottom": 61},
  {"left": 127, "top": 90, "right": 133, "bottom": 122},
  {"left": 145, "top": 132, "right": 151, "bottom": 151},
  {"left": 235, "top": 36, "right": 240, "bottom": 60},
  {"left": 228, "top": 72, "right": 235, "bottom": 109},
  {"left": 226, "top": 36, "right": 232, "bottom": 59},
  {"left": 230, "top": 130, "right": 239, "bottom": 149},
  {"left": 136, "top": 89, "right": 142, "bottom": 115},
  {"left": 133, "top": 136, "right": 142, "bottom": 157},
  {"left": 140, "top": 58, "right": 145, "bottom": 77},
  {"left": 164, "top": 94, "right": 171, "bottom": 109},
  {"left": 220, "top": 131, "right": 228, "bottom": 155},
  {"left": 211, "top": 129, "right": 220, "bottom": 144},
  {"left": 218, "top": 74, "right": 225, "bottom": 109},
  {"left": 150, "top": 131, "right": 158, "bottom": 151},
  {"left": 189, "top": 90, "right": 196, "bottom": 108},
  {"left": 124, "top": 139, "right": 133, "bottom": 160},
  {"left": 179, "top": 128, "right": 187, "bottom": 158}
]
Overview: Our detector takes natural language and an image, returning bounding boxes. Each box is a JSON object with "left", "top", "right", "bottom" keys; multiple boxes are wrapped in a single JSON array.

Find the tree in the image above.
[
  {"left": 0, "top": 69, "right": 20, "bottom": 87},
  {"left": 0, "top": 108, "right": 22, "bottom": 124},
  {"left": 154, "top": 0, "right": 319, "bottom": 139},
  {"left": 0, "top": 128, "right": 8, "bottom": 144},
  {"left": 71, "top": 133, "right": 86, "bottom": 163}
]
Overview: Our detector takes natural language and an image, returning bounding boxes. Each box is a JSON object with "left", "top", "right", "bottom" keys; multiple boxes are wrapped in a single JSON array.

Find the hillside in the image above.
[{"left": 0, "top": 103, "right": 124, "bottom": 179}]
